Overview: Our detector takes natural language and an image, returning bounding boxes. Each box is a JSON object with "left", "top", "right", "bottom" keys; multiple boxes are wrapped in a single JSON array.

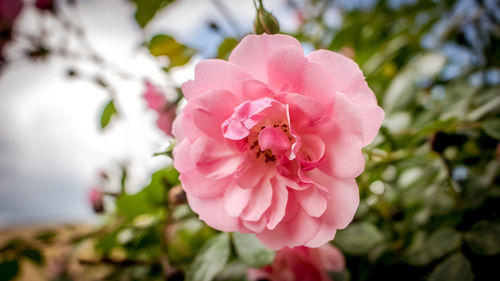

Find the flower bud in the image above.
[
  {"left": 253, "top": 1, "right": 280, "bottom": 35},
  {"left": 168, "top": 185, "right": 187, "bottom": 205},
  {"left": 88, "top": 187, "right": 104, "bottom": 214}
]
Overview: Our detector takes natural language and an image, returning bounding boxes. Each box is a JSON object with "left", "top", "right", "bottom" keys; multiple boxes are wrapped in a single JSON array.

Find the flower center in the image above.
[{"left": 248, "top": 123, "right": 293, "bottom": 163}]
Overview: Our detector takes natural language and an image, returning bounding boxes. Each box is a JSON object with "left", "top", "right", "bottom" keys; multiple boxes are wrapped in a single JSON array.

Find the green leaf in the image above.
[
  {"left": 186, "top": 233, "right": 231, "bottom": 281},
  {"left": 465, "top": 221, "right": 500, "bottom": 256},
  {"left": 116, "top": 167, "right": 176, "bottom": 219},
  {"left": 22, "top": 248, "right": 44, "bottom": 266},
  {"left": 100, "top": 99, "right": 117, "bottom": 129},
  {"left": 0, "top": 260, "right": 19, "bottom": 281},
  {"left": 217, "top": 38, "right": 238, "bottom": 59},
  {"left": 148, "top": 34, "right": 195, "bottom": 69},
  {"left": 427, "top": 227, "right": 462, "bottom": 260},
  {"left": 232, "top": 232, "right": 275, "bottom": 268},
  {"left": 130, "top": 0, "right": 174, "bottom": 28},
  {"left": 482, "top": 118, "right": 500, "bottom": 140},
  {"left": 334, "top": 222, "right": 384, "bottom": 255},
  {"left": 429, "top": 253, "right": 473, "bottom": 281}
]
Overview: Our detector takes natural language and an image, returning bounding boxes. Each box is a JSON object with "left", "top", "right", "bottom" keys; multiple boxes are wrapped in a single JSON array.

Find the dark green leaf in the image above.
[
  {"left": 0, "top": 260, "right": 19, "bottom": 281},
  {"left": 232, "top": 232, "right": 274, "bottom": 268},
  {"left": 217, "top": 38, "right": 238, "bottom": 59},
  {"left": 465, "top": 221, "right": 500, "bottom": 256},
  {"left": 334, "top": 222, "right": 384, "bottom": 255},
  {"left": 186, "top": 233, "right": 231, "bottom": 281},
  {"left": 130, "top": 0, "right": 174, "bottom": 28},
  {"left": 429, "top": 253, "right": 473, "bottom": 281},
  {"left": 22, "top": 248, "right": 44, "bottom": 266},
  {"left": 100, "top": 99, "right": 117, "bottom": 129}
]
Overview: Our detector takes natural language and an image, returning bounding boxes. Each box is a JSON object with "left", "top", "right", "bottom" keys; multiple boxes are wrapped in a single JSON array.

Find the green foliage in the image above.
[
  {"left": 217, "top": 38, "right": 238, "bottom": 60},
  {"left": 148, "top": 34, "right": 196, "bottom": 70},
  {"left": 232, "top": 232, "right": 275, "bottom": 268},
  {"left": 0, "top": 260, "right": 19, "bottom": 281},
  {"left": 429, "top": 253, "right": 474, "bottom": 281},
  {"left": 100, "top": 99, "right": 117, "bottom": 129},
  {"left": 334, "top": 222, "right": 384, "bottom": 256},
  {"left": 186, "top": 233, "right": 231, "bottom": 281},
  {"left": 465, "top": 221, "right": 500, "bottom": 256}
]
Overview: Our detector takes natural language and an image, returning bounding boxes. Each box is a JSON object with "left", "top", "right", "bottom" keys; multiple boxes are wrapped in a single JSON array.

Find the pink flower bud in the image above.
[{"left": 88, "top": 187, "right": 104, "bottom": 213}]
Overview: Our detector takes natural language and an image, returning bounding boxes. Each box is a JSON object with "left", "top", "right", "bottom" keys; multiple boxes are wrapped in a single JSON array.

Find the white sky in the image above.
[{"left": 0, "top": 0, "right": 294, "bottom": 227}]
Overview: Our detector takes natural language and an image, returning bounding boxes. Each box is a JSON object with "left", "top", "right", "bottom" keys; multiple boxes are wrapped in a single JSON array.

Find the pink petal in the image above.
[
  {"left": 280, "top": 93, "right": 325, "bottom": 128},
  {"left": 242, "top": 79, "right": 274, "bottom": 100},
  {"left": 321, "top": 133, "right": 365, "bottom": 179},
  {"left": 299, "top": 134, "right": 326, "bottom": 170},
  {"left": 242, "top": 218, "right": 267, "bottom": 233},
  {"left": 173, "top": 139, "right": 193, "bottom": 173},
  {"left": 298, "top": 62, "right": 337, "bottom": 111},
  {"left": 235, "top": 156, "right": 269, "bottom": 189},
  {"left": 229, "top": 34, "right": 303, "bottom": 83},
  {"left": 190, "top": 137, "right": 239, "bottom": 179},
  {"left": 156, "top": 108, "right": 175, "bottom": 136},
  {"left": 317, "top": 244, "right": 345, "bottom": 272},
  {"left": 180, "top": 170, "right": 231, "bottom": 199},
  {"left": 192, "top": 89, "right": 238, "bottom": 139},
  {"left": 266, "top": 177, "right": 289, "bottom": 229},
  {"left": 186, "top": 194, "right": 239, "bottom": 232},
  {"left": 172, "top": 112, "right": 185, "bottom": 141},
  {"left": 258, "top": 127, "right": 291, "bottom": 155},
  {"left": 308, "top": 50, "right": 384, "bottom": 146},
  {"left": 241, "top": 177, "right": 273, "bottom": 221},
  {"left": 143, "top": 81, "right": 167, "bottom": 112},
  {"left": 222, "top": 97, "right": 280, "bottom": 140},
  {"left": 266, "top": 45, "right": 306, "bottom": 93},
  {"left": 295, "top": 187, "right": 327, "bottom": 218},
  {"left": 181, "top": 59, "right": 250, "bottom": 100},
  {"left": 224, "top": 183, "right": 251, "bottom": 217}
]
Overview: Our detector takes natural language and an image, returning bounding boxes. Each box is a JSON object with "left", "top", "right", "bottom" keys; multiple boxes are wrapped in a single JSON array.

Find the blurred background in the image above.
[{"left": 0, "top": 0, "right": 499, "bottom": 280}]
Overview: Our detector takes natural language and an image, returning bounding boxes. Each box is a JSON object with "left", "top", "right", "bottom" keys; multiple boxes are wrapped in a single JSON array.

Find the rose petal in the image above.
[
  {"left": 224, "top": 183, "right": 251, "bottom": 217},
  {"left": 266, "top": 177, "right": 289, "bottom": 229},
  {"left": 190, "top": 137, "right": 239, "bottom": 179},
  {"left": 181, "top": 59, "right": 250, "bottom": 100},
  {"left": 241, "top": 177, "right": 273, "bottom": 221},
  {"left": 295, "top": 187, "right": 327, "bottom": 217},
  {"left": 187, "top": 194, "right": 239, "bottom": 232},
  {"left": 308, "top": 50, "right": 384, "bottom": 146},
  {"left": 229, "top": 34, "right": 303, "bottom": 83},
  {"left": 192, "top": 89, "right": 238, "bottom": 139}
]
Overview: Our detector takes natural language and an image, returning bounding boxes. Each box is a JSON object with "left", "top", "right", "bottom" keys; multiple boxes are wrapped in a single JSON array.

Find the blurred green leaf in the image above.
[
  {"left": 0, "top": 260, "right": 19, "bottom": 281},
  {"left": 232, "top": 232, "right": 275, "bottom": 268},
  {"left": 186, "top": 233, "right": 231, "bottom": 281},
  {"left": 334, "top": 222, "right": 384, "bottom": 255},
  {"left": 214, "top": 261, "right": 248, "bottom": 281},
  {"left": 482, "top": 118, "right": 500, "bottom": 140},
  {"left": 465, "top": 221, "right": 500, "bottom": 256},
  {"left": 217, "top": 38, "right": 238, "bottom": 59},
  {"left": 22, "top": 248, "right": 44, "bottom": 266},
  {"left": 429, "top": 253, "right": 473, "bottom": 281},
  {"left": 404, "top": 231, "right": 433, "bottom": 266},
  {"left": 100, "top": 99, "right": 117, "bottom": 129},
  {"left": 34, "top": 230, "right": 57, "bottom": 243},
  {"left": 427, "top": 227, "right": 462, "bottom": 260},
  {"left": 148, "top": 34, "right": 195, "bottom": 69},
  {"left": 130, "top": 0, "right": 174, "bottom": 28}
]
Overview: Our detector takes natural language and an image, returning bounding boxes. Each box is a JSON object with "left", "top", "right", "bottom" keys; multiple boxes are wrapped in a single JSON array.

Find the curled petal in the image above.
[{"left": 187, "top": 194, "right": 239, "bottom": 232}]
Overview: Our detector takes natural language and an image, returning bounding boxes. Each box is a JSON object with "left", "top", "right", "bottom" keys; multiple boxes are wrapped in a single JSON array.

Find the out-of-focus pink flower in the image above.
[
  {"left": 249, "top": 244, "right": 345, "bottom": 281},
  {"left": 88, "top": 187, "right": 104, "bottom": 213},
  {"left": 0, "top": 0, "right": 23, "bottom": 58},
  {"left": 35, "top": 0, "right": 55, "bottom": 12},
  {"left": 143, "top": 81, "right": 176, "bottom": 136},
  {"left": 173, "top": 34, "right": 384, "bottom": 249}
]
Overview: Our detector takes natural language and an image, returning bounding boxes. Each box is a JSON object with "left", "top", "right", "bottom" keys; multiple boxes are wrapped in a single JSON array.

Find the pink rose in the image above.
[
  {"left": 143, "top": 81, "right": 176, "bottom": 136},
  {"left": 249, "top": 244, "right": 345, "bottom": 281},
  {"left": 173, "top": 34, "right": 384, "bottom": 249}
]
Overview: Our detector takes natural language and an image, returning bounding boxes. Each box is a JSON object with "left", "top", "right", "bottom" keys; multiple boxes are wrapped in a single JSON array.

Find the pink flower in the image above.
[
  {"left": 143, "top": 81, "right": 176, "bottom": 136},
  {"left": 173, "top": 34, "right": 384, "bottom": 249},
  {"left": 249, "top": 244, "right": 345, "bottom": 281},
  {"left": 88, "top": 187, "right": 104, "bottom": 213}
]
